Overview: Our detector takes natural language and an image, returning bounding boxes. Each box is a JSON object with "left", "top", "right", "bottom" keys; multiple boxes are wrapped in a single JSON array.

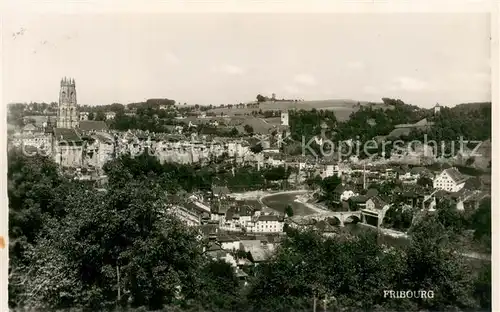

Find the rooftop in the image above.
[
  {"left": 444, "top": 167, "right": 468, "bottom": 184},
  {"left": 212, "top": 186, "right": 230, "bottom": 196},
  {"left": 79, "top": 120, "right": 109, "bottom": 132},
  {"left": 257, "top": 215, "right": 283, "bottom": 222},
  {"left": 367, "top": 195, "right": 387, "bottom": 210},
  {"left": 53, "top": 128, "right": 82, "bottom": 142}
]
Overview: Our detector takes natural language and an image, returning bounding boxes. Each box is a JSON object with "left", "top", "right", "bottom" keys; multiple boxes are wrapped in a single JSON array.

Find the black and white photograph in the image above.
[{"left": 2, "top": 5, "right": 495, "bottom": 312}]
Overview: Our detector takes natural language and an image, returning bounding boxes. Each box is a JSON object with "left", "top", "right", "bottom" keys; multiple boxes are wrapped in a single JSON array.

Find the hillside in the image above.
[
  {"left": 450, "top": 102, "right": 491, "bottom": 113},
  {"left": 206, "top": 99, "right": 391, "bottom": 122}
]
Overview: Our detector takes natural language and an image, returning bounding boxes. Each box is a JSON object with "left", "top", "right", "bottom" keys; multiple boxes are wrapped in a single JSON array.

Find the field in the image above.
[
  {"left": 179, "top": 99, "right": 394, "bottom": 134},
  {"left": 180, "top": 115, "right": 281, "bottom": 134},
  {"left": 205, "top": 99, "right": 389, "bottom": 122}
]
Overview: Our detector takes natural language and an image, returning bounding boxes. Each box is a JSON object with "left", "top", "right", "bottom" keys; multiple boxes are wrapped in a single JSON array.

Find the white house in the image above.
[
  {"left": 250, "top": 215, "right": 284, "bottom": 233},
  {"left": 266, "top": 156, "right": 285, "bottom": 167},
  {"left": 323, "top": 165, "right": 335, "bottom": 178},
  {"left": 79, "top": 112, "right": 89, "bottom": 121},
  {"left": 333, "top": 184, "right": 358, "bottom": 203},
  {"left": 14, "top": 125, "right": 52, "bottom": 151},
  {"left": 169, "top": 206, "right": 201, "bottom": 227},
  {"left": 280, "top": 112, "right": 289, "bottom": 126},
  {"left": 434, "top": 103, "right": 441, "bottom": 114},
  {"left": 218, "top": 236, "right": 241, "bottom": 251},
  {"left": 433, "top": 167, "right": 468, "bottom": 192},
  {"left": 105, "top": 111, "right": 116, "bottom": 120},
  {"left": 365, "top": 196, "right": 388, "bottom": 211}
]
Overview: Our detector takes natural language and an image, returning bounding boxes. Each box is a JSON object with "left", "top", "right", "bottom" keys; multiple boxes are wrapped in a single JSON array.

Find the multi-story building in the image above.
[
  {"left": 105, "top": 111, "right": 116, "bottom": 120},
  {"left": 169, "top": 205, "right": 202, "bottom": 227},
  {"left": 53, "top": 128, "right": 83, "bottom": 168},
  {"left": 249, "top": 215, "right": 284, "bottom": 233},
  {"left": 79, "top": 112, "right": 89, "bottom": 121},
  {"left": 280, "top": 112, "right": 289, "bottom": 126},
  {"left": 433, "top": 167, "right": 468, "bottom": 193},
  {"left": 11, "top": 123, "right": 52, "bottom": 153},
  {"left": 57, "top": 77, "right": 79, "bottom": 129}
]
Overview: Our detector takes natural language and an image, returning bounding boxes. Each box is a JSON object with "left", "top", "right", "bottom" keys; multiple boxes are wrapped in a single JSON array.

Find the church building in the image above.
[
  {"left": 57, "top": 77, "right": 79, "bottom": 129},
  {"left": 53, "top": 77, "right": 83, "bottom": 168}
]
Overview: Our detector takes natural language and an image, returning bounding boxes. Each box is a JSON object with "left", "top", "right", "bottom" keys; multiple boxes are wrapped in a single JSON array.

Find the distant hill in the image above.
[
  {"left": 449, "top": 102, "right": 491, "bottom": 113},
  {"left": 206, "top": 99, "right": 392, "bottom": 122}
]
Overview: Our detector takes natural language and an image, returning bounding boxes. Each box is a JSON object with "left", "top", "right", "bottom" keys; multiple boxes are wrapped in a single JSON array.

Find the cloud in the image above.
[
  {"left": 293, "top": 73, "right": 317, "bottom": 86},
  {"left": 216, "top": 64, "right": 246, "bottom": 75},
  {"left": 347, "top": 61, "right": 365, "bottom": 70},
  {"left": 389, "top": 76, "right": 429, "bottom": 92}
]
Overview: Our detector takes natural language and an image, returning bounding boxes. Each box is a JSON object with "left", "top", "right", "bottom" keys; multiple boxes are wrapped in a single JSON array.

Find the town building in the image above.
[
  {"left": 249, "top": 215, "right": 284, "bottom": 233},
  {"left": 280, "top": 112, "right": 289, "bottom": 126},
  {"left": 79, "top": 112, "right": 89, "bottom": 121},
  {"left": 57, "top": 77, "right": 79, "bottom": 129},
  {"left": 105, "top": 111, "right": 116, "bottom": 120},
  {"left": 361, "top": 195, "right": 391, "bottom": 228},
  {"left": 53, "top": 128, "right": 83, "bottom": 168},
  {"left": 433, "top": 167, "right": 468, "bottom": 192},
  {"left": 11, "top": 123, "right": 53, "bottom": 153},
  {"left": 434, "top": 103, "right": 441, "bottom": 114},
  {"left": 332, "top": 184, "right": 358, "bottom": 205},
  {"left": 169, "top": 205, "right": 202, "bottom": 227}
]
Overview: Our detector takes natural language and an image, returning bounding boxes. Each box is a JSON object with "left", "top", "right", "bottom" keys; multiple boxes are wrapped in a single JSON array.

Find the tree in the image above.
[
  {"left": 8, "top": 142, "right": 489, "bottom": 311},
  {"left": 474, "top": 264, "right": 491, "bottom": 310},
  {"left": 305, "top": 174, "right": 322, "bottom": 190},
  {"left": 285, "top": 204, "right": 294, "bottom": 217},
  {"left": 416, "top": 176, "right": 433, "bottom": 188},
  {"left": 229, "top": 127, "right": 239, "bottom": 137},
  {"left": 247, "top": 229, "right": 405, "bottom": 311},
  {"left": 256, "top": 94, "right": 266, "bottom": 103},
  {"left": 196, "top": 260, "right": 242, "bottom": 311},
  {"left": 382, "top": 203, "right": 414, "bottom": 231},
  {"left": 471, "top": 198, "right": 491, "bottom": 250},
  {"left": 319, "top": 175, "right": 342, "bottom": 205},
  {"left": 243, "top": 124, "right": 254, "bottom": 134},
  {"left": 436, "top": 199, "right": 467, "bottom": 234},
  {"left": 88, "top": 112, "right": 95, "bottom": 120},
  {"left": 250, "top": 143, "right": 263, "bottom": 154},
  {"left": 11, "top": 172, "right": 206, "bottom": 310},
  {"left": 404, "top": 215, "right": 477, "bottom": 311}
]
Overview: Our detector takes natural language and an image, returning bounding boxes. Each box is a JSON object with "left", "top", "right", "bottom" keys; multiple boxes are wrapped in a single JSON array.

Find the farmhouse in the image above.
[{"left": 433, "top": 167, "right": 468, "bottom": 193}]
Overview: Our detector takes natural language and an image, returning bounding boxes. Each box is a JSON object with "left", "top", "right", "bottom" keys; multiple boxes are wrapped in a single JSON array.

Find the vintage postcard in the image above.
[{"left": 1, "top": 1, "right": 497, "bottom": 311}]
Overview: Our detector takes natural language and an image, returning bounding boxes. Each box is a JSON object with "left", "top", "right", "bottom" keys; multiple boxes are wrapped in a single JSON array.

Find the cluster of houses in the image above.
[
  {"left": 166, "top": 162, "right": 490, "bottom": 276},
  {"left": 9, "top": 118, "right": 286, "bottom": 172},
  {"left": 333, "top": 166, "right": 489, "bottom": 216},
  {"left": 168, "top": 187, "right": 285, "bottom": 234},
  {"left": 165, "top": 186, "right": 286, "bottom": 279}
]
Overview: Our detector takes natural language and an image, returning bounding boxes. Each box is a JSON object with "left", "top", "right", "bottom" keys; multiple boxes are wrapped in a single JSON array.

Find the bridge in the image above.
[{"left": 290, "top": 211, "right": 362, "bottom": 227}]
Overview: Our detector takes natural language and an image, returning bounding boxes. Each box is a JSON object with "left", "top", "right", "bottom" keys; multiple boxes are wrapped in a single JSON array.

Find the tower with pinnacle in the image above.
[{"left": 57, "top": 77, "right": 79, "bottom": 128}]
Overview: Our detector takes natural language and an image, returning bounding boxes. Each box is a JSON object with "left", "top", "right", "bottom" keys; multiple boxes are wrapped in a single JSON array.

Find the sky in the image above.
[{"left": 2, "top": 13, "right": 491, "bottom": 108}]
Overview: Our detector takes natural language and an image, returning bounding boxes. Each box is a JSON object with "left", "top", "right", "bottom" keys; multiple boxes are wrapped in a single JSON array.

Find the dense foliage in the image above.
[
  {"left": 289, "top": 109, "right": 337, "bottom": 141},
  {"left": 334, "top": 98, "right": 425, "bottom": 142},
  {"left": 286, "top": 99, "right": 491, "bottom": 160},
  {"left": 417, "top": 102, "right": 491, "bottom": 142},
  {"left": 102, "top": 153, "right": 293, "bottom": 193},
  {"left": 7, "top": 97, "right": 492, "bottom": 311},
  {"left": 8, "top": 150, "right": 490, "bottom": 311},
  {"left": 248, "top": 221, "right": 490, "bottom": 312}
]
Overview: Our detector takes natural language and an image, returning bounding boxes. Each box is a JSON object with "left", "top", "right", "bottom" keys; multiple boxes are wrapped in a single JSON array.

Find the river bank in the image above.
[{"left": 260, "top": 190, "right": 491, "bottom": 262}]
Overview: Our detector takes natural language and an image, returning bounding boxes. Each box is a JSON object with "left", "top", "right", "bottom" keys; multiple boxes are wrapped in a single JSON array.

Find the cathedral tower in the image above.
[{"left": 57, "top": 77, "right": 79, "bottom": 128}]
